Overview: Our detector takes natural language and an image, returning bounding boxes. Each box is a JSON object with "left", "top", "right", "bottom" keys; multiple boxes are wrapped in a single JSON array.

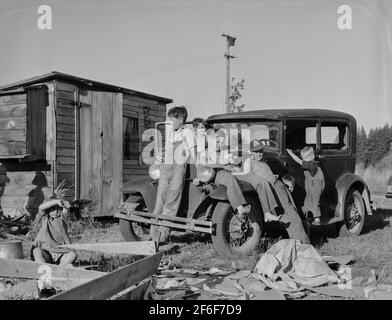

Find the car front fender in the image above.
[
  {"left": 121, "top": 175, "right": 157, "bottom": 212},
  {"left": 335, "top": 172, "right": 373, "bottom": 218}
]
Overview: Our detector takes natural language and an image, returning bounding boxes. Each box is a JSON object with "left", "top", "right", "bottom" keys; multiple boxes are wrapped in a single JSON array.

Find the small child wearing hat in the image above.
[
  {"left": 287, "top": 146, "right": 325, "bottom": 225},
  {"left": 31, "top": 194, "right": 76, "bottom": 266}
]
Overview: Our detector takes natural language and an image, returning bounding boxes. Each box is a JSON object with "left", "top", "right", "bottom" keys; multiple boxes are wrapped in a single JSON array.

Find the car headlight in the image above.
[
  {"left": 149, "top": 163, "right": 161, "bottom": 180},
  {"left": 197, "top": 165, "right": 215, "bottom": 183}
]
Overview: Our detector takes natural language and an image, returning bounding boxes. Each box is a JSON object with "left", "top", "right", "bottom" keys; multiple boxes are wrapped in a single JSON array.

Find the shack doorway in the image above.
[{"left": 79, "top": 91, "right": 123, "bottom": 216}]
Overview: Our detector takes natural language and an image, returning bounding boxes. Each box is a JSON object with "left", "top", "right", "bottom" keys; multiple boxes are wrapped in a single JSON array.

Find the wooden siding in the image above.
[
  {"left": 122, "top": 93, "right": 166, "bottom": 182},
  {"left": 0, "top": 161, "right": 53, "bottom": 218},
  {"left": 54, "top": 81, "right": 76, "bottom": 200},
  {"left": 27, "top": 87, "right": 47, "bottom": 159},
  {"left": 0, "top": 94, "right": 27, "bottom": 157}
]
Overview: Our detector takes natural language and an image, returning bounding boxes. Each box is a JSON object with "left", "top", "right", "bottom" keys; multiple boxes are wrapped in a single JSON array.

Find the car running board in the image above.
[{"left": 114, "top": 210, "right": 214, "bottom": 234}]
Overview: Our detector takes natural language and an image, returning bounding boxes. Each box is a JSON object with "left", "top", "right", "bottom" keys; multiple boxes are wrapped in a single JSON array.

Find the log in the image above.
[
  {"left": 48, "top": 252, "right": 163, "bottom": 300},
  {"left": 58, "top": 241, "right": 157, "bottom": 256}
]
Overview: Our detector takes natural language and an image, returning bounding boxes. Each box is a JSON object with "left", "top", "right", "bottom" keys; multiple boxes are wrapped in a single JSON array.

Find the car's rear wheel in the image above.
[
  {"left": 119, "top": 195, "right": 150, "bottom": 242},
  {"left": 211, "top": 195, "right": 263, "bottom": 257},
  {"left": 339, "top": 189, "right": 365, "bottom": 237}
]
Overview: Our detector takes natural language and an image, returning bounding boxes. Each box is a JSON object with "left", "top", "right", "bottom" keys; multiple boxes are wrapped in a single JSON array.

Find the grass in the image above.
[{"left": 3, "top": 196, "right": 391, "bottom": 300}]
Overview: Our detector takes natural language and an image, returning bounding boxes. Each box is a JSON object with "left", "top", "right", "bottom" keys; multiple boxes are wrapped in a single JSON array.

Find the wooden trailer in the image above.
[{"left": 0, "top": 71, "right": 171, "bottom": 217}]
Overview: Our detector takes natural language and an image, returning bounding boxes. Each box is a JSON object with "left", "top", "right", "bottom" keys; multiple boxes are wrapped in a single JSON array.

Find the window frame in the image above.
[
  {"left": 319, "top": 118, "right": 351, "bottom": 156},
  {"left": 123, "top": 115, "right": 141, "bottom": 165},
  {"left": 283, "top": 118, "right": 320, "bottom": 152}
]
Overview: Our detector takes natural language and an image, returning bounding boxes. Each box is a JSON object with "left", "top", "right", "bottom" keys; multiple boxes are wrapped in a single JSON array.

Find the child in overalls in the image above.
[
  {"left": 149, "top": 106, "right": 196, "bottom": 245},
  {"left": 287, "top": 146, "right": 325, "bottom": 225}
]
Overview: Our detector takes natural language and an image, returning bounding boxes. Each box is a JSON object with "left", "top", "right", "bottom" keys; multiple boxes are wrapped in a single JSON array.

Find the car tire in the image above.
[
  {"left": 338, "top": 189, "right": 366, "bottom": 237},
  {"left": 211, "top": 195, "right": 264, "bottom": 257},
  {"left": 119, "top": 195, "right": 150, "bottom": 242}
]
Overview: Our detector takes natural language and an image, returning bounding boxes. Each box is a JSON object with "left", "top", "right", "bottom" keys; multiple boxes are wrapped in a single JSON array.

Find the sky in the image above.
[{"left": 0, "top": 0, "right": 391, "bottom": 131}]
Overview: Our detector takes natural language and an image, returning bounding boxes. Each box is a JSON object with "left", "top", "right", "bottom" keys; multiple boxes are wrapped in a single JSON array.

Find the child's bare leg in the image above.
[
  {"left": 59, "top": 251, "right": 76, "bottom": 266},
  {"left": 32, "top": 248, "right": 52, "bottom": 263}
]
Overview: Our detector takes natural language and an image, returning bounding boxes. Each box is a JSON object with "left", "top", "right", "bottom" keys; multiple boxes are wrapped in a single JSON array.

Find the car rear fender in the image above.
[
  {"left": 121, "top": 175, "right": 157, "bottom": 212},
  {"left": 335, "top": 172, "right": 373, "bottom": 218}
]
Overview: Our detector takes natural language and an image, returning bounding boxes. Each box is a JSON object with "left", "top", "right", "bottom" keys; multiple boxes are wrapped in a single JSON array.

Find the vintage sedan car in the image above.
[{"left": 114, "top": 109, "right": 374, "bottom": 257}]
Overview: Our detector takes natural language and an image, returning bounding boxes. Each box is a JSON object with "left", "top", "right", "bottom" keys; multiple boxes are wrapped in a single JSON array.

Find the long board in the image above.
[
  {"left": 0, "top": 258, "right": 106, "bottom": 291},
  {"left": 48, "top": 252, "right": 163, "bottom": 300},
  {"left": 58, "top": 241, "right": 157, "bottom": 256}
]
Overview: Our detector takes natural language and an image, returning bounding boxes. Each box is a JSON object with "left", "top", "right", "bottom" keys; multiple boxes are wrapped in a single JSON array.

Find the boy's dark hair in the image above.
[
  {"left": 192, "top": 117, "right": 207, "bottom": 129},
  {"left": 167, "top": 106, "right": 188, "bottom": 123},
  {"left": 282, "top": 174, "right": 295, "bottom": 184}
]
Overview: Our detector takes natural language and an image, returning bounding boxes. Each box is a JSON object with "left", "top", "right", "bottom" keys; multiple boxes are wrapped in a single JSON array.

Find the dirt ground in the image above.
[{"left": 3, "top": 194, "right": 392, "bottom": 300}]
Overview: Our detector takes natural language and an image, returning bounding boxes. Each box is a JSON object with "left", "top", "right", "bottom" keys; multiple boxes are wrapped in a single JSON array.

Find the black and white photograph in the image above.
[{"left": 0, "top": 0, "right": 392, "bottom": 306}]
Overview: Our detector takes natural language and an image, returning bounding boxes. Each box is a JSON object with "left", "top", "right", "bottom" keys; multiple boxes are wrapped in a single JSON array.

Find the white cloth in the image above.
[{"left": 254, "top": 239, "right": 339, "bottom": 292}]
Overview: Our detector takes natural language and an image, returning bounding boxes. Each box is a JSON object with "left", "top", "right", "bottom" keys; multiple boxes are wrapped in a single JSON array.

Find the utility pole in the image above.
[{"left": 222, "top": 33, "right": 236, "bottom": 113}]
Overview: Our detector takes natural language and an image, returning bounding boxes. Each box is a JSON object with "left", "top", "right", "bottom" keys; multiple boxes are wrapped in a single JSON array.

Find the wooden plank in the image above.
[
  {"left": 57, "top": 101, "right": 75, "bottom": 109},
  {"left": 0, "top": 117, "right": 26, "bottom": 130},
  {"left": 57, "top": 115, "right": 74, "bottom": 125},
  {"left": 56, "top": 164, "right": 75, "bottom": 173},
  {"left": 48, "top": 252, "right": 163, "bottom": 300},
  {"left": 123, "top": 94, "right": 159, "bottom": 106},
  {"left": 0, "top": 258, "right": 105, "bottom": 291},
  {"left": 112, "top": 93, "right": 123, "bottom": 213},
  {"left": 0, "top": 104, "right": 26, "bottom": 118},
  {"left": 56, "top": 106, "right": 74, "bottom": 117},
  {"left": 0, "top": 94, "right": 26, "bottom": 105},
  {"left": 79, "top": 91, "right": 93, "bottom": 201},
  {"left": 0, "top": 129, "right": 26, "bottom": 142},
  {"left": 26, "top": 87, "right": 47, "bottom": 160},
  {"left": 57, "top": 131, "right": 75, "bottom": 141},
  {"left": 102, "top": 93, "right": 114, "bottom": 216},
  {"left": 58, "top": 156, "right": 75, "bottom": 165},
  {"left": 112, "top": 279, "right": 150, "bottom": 300},
  {"left": 0, "top": 141, "right": 27, "bottom": 156},
  {"left": 57, "top": 90, "right": 75, "bottom": 102},
  {"left": 57, "top": 123, "right": 75, "bottom": 133},
  {"left": 46, "top": 83, "right": 56, "bottom": 161},
  {"left": 57, "top": 139, "right": 74, "bottom": 148},
  {"left": 55, "top": 81, "right": 77, "bottom": 93},
  {"left": 3, "top": 171, "right": 52, "bottom": 185},
  {"left": 57, "top": 148, "right": 74, "bottom": 157},
  {"left": 58, "top": 241, "right": 157, "bottom": 256},
  {"left": 92, "top": 91, "right": 103, "bottom": 216},
  {"left": 3, "top": 184, "right": 45, "bottom": 196}
]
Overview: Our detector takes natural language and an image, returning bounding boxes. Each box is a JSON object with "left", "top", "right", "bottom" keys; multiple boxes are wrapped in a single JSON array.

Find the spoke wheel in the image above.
[
  {"left": 211, "top": 195, "right": 263, "bottom": 257},
  {"left": 339, "top": 189, "right": 365, "bottom": 237}
]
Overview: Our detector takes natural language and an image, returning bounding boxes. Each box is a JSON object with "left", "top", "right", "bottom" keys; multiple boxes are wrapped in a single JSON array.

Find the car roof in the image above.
[{"left": 207, "top": 109, "right": 356, "bottom": 122}]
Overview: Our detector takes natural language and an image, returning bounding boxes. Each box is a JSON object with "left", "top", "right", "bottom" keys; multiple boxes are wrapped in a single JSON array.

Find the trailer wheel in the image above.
[
  {"left": 119, "top": 195, "right": 150, "bottom": 242},
  {"left": 211, "top": 195, "right": 263, "bottom": 257},
  {"left": 339, "top": 189, "right": 365, "bottom": 237}
]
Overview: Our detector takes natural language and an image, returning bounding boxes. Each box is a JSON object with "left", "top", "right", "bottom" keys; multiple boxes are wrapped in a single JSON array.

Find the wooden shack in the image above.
[{"left": 0, "top": 71, "right": 171, "bottom": 217}]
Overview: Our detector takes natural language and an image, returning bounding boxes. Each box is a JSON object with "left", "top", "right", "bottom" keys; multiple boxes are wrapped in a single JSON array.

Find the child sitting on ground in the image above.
[
  {"left": 286, "top": 146, "right": 325, "bottom": 225},
  {"left": 31, "top": 194, "right": 76, "bottom": 267}
]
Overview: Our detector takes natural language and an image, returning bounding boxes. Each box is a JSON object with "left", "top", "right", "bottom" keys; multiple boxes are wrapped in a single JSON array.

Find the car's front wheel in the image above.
[
  {"left": 119, "top": 195, "right": 150, "bottom": 242},
  {"left": 211, "top": 195, "right": 263, "bottom": 257},
  {"left": 338, "top": 189, "right": 366, "bottom": 237}
]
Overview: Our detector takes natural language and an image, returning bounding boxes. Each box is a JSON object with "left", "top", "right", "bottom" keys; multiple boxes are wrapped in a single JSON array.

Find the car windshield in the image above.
[{"left": 210, "top": 121, "right": 280, "bottom": 154}]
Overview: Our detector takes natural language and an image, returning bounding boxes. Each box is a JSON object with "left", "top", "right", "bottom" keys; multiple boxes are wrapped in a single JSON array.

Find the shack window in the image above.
[
  {"left": 0, "top": 87, "right": 47, "bottom": 159},
  {"left": 285, "top": 120, "right": 318, "bottom": 151},
  {"left": 123, "top": 116, "right": 140, "bottom": 162}
]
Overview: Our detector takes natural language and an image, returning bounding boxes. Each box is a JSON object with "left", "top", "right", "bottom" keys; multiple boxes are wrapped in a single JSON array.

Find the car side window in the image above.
[
  {"left": 285, "top": 120, "right": 318, "bottom": 151},
  {"left": 320, "top": 121, "right": 349, "bottom": 152}
]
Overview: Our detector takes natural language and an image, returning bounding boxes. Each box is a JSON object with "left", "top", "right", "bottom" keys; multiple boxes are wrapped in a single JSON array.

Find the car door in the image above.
[
  {"left": 281, "top": 118, "right": 319, "bottom": 211},
  {"left": 317, "top": 119, "right": 354, "bottom": 214}
]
